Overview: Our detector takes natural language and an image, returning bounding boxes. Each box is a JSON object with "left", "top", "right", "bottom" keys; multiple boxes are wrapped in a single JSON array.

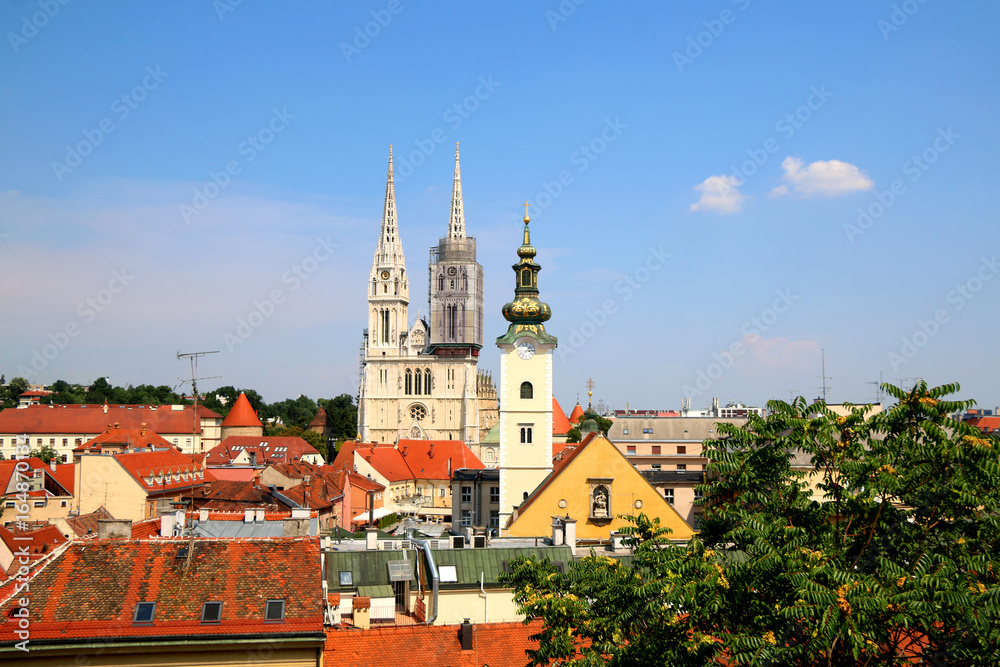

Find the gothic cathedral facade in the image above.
[{"left": 357, "top": 145, "right": 488, "bottom": 447}]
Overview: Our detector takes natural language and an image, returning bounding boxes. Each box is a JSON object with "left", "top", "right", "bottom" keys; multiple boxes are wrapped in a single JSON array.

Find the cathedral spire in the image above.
[
  {"left": 497, "top": 208, "right": 557, "bottom": 345},
  {"left": 375, "top": 145, "right": 405, "bottom": 267},
  {"left": 448, "top": 143, "right": 465, "bottom": 239}
]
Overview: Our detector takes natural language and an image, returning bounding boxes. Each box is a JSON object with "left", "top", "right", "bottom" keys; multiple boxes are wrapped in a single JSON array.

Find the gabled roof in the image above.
[
  {"left": 348, "top": 472, "right": 385, "bottom": 493},
  {"left": 198, "top": 480, "right": 279, "bottom": 506},
  {"left": 280, "top": 474, "right": 344, "bottom": 511},
  {"left": 0, "top": 404, "right": 221, "bottom": 435},
  {"left": 75, "top": 424, "right": 177, "bottom": 454},
  {"left": 396, "top": 439, "right": 484, "bottom": 480},
  {"left": 113, "top": 449, "right": 205, "bottom": 494},
  {"left": 65, "top": 506, "right": 114, "bottom": 539},
  {"left": 0, "top": 457, "right": 74, "bottom": 497},
  {"left": 552, "top": 398, "right": 573, "bottom": 435},
  {"left": 355, "top": 446, "right": 412, "bottom": 482},
  {"left": 0, "top": 523, "right": 68, "bottom": 562},
  {"left": 0, "top": 538, "right": 324, "bottom": 643},
  {"left": 207, "top": 436, "right": 320, "bottom": 467},
  {"left": 221, "top": 392, "right": 262, "bottom": 428}
]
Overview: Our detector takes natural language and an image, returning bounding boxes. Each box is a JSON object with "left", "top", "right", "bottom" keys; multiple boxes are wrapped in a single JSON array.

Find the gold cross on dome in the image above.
[{"left": 523, "top": 201, "right": 530, "bottom": 219}]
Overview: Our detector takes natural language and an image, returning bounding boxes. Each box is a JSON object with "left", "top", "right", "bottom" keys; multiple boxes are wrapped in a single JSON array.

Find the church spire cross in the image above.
[{"left": 448, "top": 142, "right": 466, "bottom": 239}]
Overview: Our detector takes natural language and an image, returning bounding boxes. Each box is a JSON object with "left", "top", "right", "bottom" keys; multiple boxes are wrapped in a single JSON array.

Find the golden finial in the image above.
[{"left": 523, "top": 200, "right": 530, "bottom": 223}]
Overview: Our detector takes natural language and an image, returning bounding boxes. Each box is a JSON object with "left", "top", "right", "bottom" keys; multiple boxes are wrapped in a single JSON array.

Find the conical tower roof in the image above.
[
  {"left": 552, "top": 398, "right": 573, "bottom": 436},
  {"left": 569, "top": 402, "right": 586, "bottom": 425},
  {"left": 221, "top": 392, "right": 262, "bottom": 428}
]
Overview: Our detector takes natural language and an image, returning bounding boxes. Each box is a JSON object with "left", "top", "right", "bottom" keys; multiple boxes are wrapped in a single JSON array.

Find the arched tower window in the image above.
[
  {"left": 405, "top": 369, "right": 413, "bottom": 395},
  {"left": 414, "top": 369, "right": 423, "bottom": 395},
  {"left": 520, "top": 426, "right": 533, "bottom": 444},
  {"left": 521, "top": 269, "right": 531, "bottom": 287},
  {"left": 424, "top": 368, "right": 431, "bottom": 395},
  {"left": 438, "top": 275, "right": 444, "bottom": 291},
  {"left": 520, "top": 381, "right": 533, "bottom": 399}
]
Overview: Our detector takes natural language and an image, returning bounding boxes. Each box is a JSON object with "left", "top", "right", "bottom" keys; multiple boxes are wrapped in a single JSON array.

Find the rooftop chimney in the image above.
[
  {"left": 50, "top": 459, "right": 57, "bottom": 473},
  {"left": 114, "top": 422, "right": 119, "bottom": 429},
  {"left": 429, "top": 443, "right": 435, "bottom": 458},
  {"left": 140, "top": 423, "right": 147, "bottom": 436}
]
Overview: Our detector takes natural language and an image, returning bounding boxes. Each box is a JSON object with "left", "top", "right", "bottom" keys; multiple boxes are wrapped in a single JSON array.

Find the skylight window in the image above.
[
  {"left": 265, "top": 600, "right": 285, "bottom": 622},
  {"left": 133, "top": 602, "right": 156, "bottom": 624},
  {"left": 201, "top": 601, "right": 223, "bottom": 623},
  {"left": 438, "top": 565, "right": 458, "bottom": 583},
  {"left": 339, "top": 571, "right": 353, "bottom": 586}
]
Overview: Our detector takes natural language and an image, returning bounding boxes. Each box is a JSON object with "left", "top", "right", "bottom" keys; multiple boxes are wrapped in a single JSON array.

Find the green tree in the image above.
[
  {"left": 265, "top": 424, "right": 325, "bottom": 459},
  {"left": 502, "top": 382, "right": 1000, "bottom": 666},
  {"left": 29, "top": 444, "right": 59, "bottom": 464},
  {"left": 322, "top": 394, "right": 358, "bottom": 440},
  {"left": 8, "top": 376, "right": 29, "bottom": 402}
]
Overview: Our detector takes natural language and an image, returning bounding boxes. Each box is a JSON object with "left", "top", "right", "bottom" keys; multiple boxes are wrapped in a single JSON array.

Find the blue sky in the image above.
[{"left": 2, "top": 1, "right": 998, "bottom": 411}]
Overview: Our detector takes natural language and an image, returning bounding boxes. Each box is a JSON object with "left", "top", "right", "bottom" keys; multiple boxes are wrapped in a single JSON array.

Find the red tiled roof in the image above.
[
  {"left": 396, "top": 439, "right": 484, "bottom": 480},
  {"left": 569, "top": 402, "right": 586, "bottom": 424},
  {"left": 0, "top": 457, "right": 74, "bottom": 497},
  {"left": 552, "top": 398, "right": 573, "bottom": 435},
  {"left": 323, "top": 620, "right": 544, "bottom": 667},
  {"left": 280, "top": 473, "right": 344, "bottom": 511},
  {"left": 967, "top": 415, "right": 1000, "bottom": 432},
  {"left": 114, "top": 449, "right": 206, "bottom": 494},
  {"left": 0, "top": 403, "right": 221, "bottom": 435},
  {"left": 65, "top": 507, "right": 114, "bottom": 538},
  {"left": 203, "top": 468, "right": 257, "bottom": 482},
  {"left": 207, "top": 436, "right": 320, "bottom": 467},
  {"left": 347, "top": 472, "right": 384, "bottom": 493},
  {"left": 355, "top": 447, "right": 412, "bottom": 482},
  {"left": 0, "top": 538, "right": 324, "bottom": 642},
  {"left": 221, "top": 393, "right": 262, "bottom": 428},
  {"left": 75, "top": 424, "right": 176, "bottom": 453},
  {"left": 267, "top": 460, "right": 322, "bottom": 481},
  {"left": 308, "top": 407, "right": 327, "bottom": 429},
  {"left": 0, "top": 523, "right": 68, "bottom": 559},
  {"left": 198, "top": 480, "right": 277, "bottom": 505}
]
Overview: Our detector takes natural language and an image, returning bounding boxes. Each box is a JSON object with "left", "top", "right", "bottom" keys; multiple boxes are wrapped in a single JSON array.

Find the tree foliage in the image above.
[{"left": 501, "top": 382, "right": 1000, "bottom": 666}]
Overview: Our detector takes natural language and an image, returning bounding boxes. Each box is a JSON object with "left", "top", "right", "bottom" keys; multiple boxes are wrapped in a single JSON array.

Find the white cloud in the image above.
[
  {"left": 689, "top": 175, "right": 746, "bottom": 214},
  {"left": 738, "top": 334, "right": 820, "bottom": 374},
  {"left": 769, "top": 157, "right": 874, "bottom": 198}
]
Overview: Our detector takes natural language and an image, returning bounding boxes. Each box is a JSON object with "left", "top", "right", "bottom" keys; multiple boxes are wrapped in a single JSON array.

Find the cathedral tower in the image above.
[
  {"left": 496, "top": 210, "right": 557, "bottom": 532},
  {"left": 367, "top": 146, "right": 409, "bottom": 354}
]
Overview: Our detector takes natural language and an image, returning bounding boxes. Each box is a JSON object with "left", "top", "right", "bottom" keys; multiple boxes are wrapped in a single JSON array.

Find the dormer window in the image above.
[
  {"left": 201, "top": 601, "right": 223, "bottom": 623},
  {"left": 265, "top": 600, "right": 285, "bottom": 622},
  {"left": 133, "top": 602, "right": 156, "bottom": 624}
]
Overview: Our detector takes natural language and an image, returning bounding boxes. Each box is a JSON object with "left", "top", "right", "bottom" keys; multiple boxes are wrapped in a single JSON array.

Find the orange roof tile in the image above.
[
  {"left": 0, "top": 538, "right": 324, "bottom": 642},
  {"left": 75, "top": 425, "right": 176, "bottom": 453},
  {"left": 0, "top": 523, "right": 68, "bottom": 564},
  {"left": 552, "top": 398, "right": 573, "bottom": 435},
  {"left": 113, "top": 449, "right": 206, "bottom": 495},
  {"left": 221, "top": 392, "right": 263, "bottom": 428},
  {"left": 323, "top": 620, "right": 544, "bottom": 667},
  {"left": 355, "top": 446, "right": 412, "bottom": 482},
  {"left": 0, "top": 404, "right": 221, "bottom": 435},
  {"left": 65, "top": 507, "right": 114, "bottom": 538},
  {"left": 397, "top": 439, "right": 484, "bottom": 480},
  {"left": 207, "top": 436, "right": 320, "bottom": 467},
  {"left": 569, "top": 402, "right": 586, "bottom": 424}
]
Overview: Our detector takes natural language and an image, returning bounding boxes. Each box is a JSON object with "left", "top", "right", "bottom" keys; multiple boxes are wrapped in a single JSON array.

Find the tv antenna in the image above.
[
  {"left": 866, "top": 371, "right": 885, "bottom": 404},
  {"left": 815, "top": 349, "right": 832, "bottom": 402},
  {"left": 177, "top": 350, "right": 220, "bottom": 454}
]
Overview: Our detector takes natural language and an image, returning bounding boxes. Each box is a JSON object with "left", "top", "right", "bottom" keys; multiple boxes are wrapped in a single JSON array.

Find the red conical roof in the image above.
[
  {"left": 569, "top": 402, "right": 585, "bottom": 425},
  {"left": 552, "top": 398, "right": 573, "bottom": 435},
  {"left": 221, "top": 392, "right": 262, "bottom": 428}
]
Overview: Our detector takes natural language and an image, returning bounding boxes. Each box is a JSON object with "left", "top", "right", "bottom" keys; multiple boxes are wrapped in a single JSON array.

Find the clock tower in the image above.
[{"left": 496, "top": 210, "right": 557, "bottom": 533}]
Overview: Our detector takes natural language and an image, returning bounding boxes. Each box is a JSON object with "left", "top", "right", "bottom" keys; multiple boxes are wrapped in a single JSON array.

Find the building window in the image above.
[
  {"left": 405, "top": 369, "right": 413, "bottom": 395},
  {"left": 651, "top": 445, "right": 661, "bottom": 455},
  {"left": 381, "top": 309, "right": 390, "bottom": 344},
  {"left": 33, "top": 501, "right": 44, "bottom": 508},
  {"left": 519, "top": 381, "right": 533, "bottom": 399},
  {"left": 61, "top": 455, "right": 68, "bottom": 463},
  {"left": 677, "top": 445, "right": 687, "bottom": 455},
  {"left": 664, "top": 489, "right": 674, "bottom": 505},
  {"left": 340, "top": 571, "right": 353, "bottom": 586},
  {"left": 424, "top": 368, "right": 431, "bottom": 395},
  {"left": 490, "top": 510, "right": 499, "bottom": 529},
  {"left": 36, "top": 438, "right": 42, "bottom": 445},
  {"left": 489, "top": 486, "right": 499, "bottom": 503},
  {"left": 440, "top": 487, "right": 446, "bottom": 497},
  {"left": 265, "top": 600, "right": 285, "bottom": 622},
  {"left": 519, "top": 426, "right": 533, "bottom": 444},
  {"left": 627, "top": 446, "right": 636, "bottom": 455},
  {"left": 651, "top": 464, "right": 661, "bottom": 471},
  {"left": 460, "top": 510, "right": 472, "bottom": 526},
  {"left": 414, "top": 369, "right": 423, "bottom": 395},
  {"left": 694, "top": 488, "right": 704, "bottom": 501},
  {"left": 622, "top": 428, "right": 628, "bottom": 435},
  {"left": 133, "top": 602, "right": 156, "bottom": 624},
  {"left": 49, "top": 438, "right": 55, "bottom": 445},
  {"left": 676, "top": 464, "right": 687, "bottom": 471},
  {"left": 62, "top": 438, "right": 68, "bottom": 445},
  {"left": 461, "top": 486, "right": 472, "bottom": 503},
  {"left": 200, "top": 601, "right": 223, "bottom": 624},
  {"left": 642, "top": 428, "right": 653, "bottom": 434}
]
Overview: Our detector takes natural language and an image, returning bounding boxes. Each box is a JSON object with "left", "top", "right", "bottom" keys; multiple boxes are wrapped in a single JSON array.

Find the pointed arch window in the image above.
[
  {"left": 521, "top": 269, "right": 531, "bottom": 287},
  {"left": 424, "top": 368, "right": 431, "bottom": 395},
  {"left": 414, "top": 369, "right": 423, "bottom": 395},
  {"left": 438, "top": 275, "right": 444, "bottom": 291},
  {"left": 520, "top": 381, "right": 533, "bottom": 399},
  {"left": 405, "top": 369, "right": 413, "bottom": 395},
  {"left": 381, "top": 310, "right": 390, "bottom": 344}
]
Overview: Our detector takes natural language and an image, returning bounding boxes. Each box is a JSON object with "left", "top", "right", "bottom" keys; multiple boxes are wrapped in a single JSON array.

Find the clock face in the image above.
[
  {"left": 380, "top": 270, "right": 390, "bottom": 279},
  {"left": 516, "top": 341, "right": 535, "bottom": 360},
  {"left": 447, "top": 266, "right": 457, "bottom": 276}
]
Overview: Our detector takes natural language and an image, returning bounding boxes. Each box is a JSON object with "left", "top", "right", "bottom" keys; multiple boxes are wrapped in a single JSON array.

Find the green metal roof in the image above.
[
  {"left": 326, "top": 550, "right": 416, "bottom": 592},
  {"left": 357, "top": 584, "right": 394, "bottom": 599},
  {"left": 432, "top": 546, "right": 574, "bottom": 588}
]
